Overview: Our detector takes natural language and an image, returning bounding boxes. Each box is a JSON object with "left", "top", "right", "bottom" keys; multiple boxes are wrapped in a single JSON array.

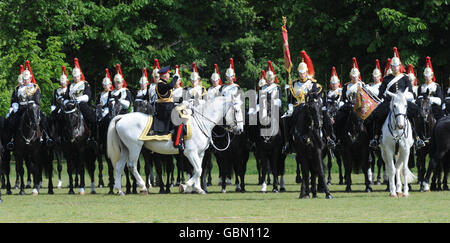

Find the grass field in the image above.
[{"left": 0, "top": 154, "right": 449, "bottom": 223}]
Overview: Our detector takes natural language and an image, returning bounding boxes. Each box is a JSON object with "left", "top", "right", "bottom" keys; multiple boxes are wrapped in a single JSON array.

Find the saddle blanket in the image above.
[{"left": 138, "top": 105, "right": 192, "bottom": 141}]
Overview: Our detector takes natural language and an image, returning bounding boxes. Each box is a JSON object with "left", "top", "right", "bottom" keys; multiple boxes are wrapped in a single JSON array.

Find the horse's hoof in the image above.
[
  {"left": 90, "top": 191, "right": 97, "bottom": 195},
  {"left": 402, "top": 193, "right": 409, "bottom": 198},
  {"left": 221, "top": 189, "right": 226, "bottom": 193},
  {"left": 272, "top": 188, "right": 279, "bottom": 193},
  {"left": 280, "top": 187, "right": 286, "bottom": 192},
  {"left": 117, "top": 191, "right": 126, "bottom": 196},
  {"left": 19, "top": 190, "right": 26, "bottom": 196},
  {"left": 390, "top": 194, "right": 398, "bottom": 198},
  {"left": 79, "top": 191, "right": 85, "bottom": 196},
  {"left": 108, "top": 190, "right": 114, "bottom": 195},
  {"left": 32, "top": 189, "right": 39, "bottom": 196},
  {"left": 325, "top": 194, "right": 333, "bottom": 199},
  {"left": 140, "top": 190, "right": 148, "bottom": 195},
  {"left": 48, "top": 190, "right": 54, "bottom": 195},
  {"left": 299, "top": 195, "right": 310, "bottom": 199},
  {"left": 179, "top": 184, "right": 185, "bottom": 193},
  {"left": 68, "top": 190, "right": 75, "bottom": 195},
  {"left": 397, "top": 192, "right": 403, "bottom": 197}
]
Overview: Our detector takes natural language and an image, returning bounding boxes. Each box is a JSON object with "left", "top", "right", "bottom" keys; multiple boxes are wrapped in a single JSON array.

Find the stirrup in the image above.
[
  {"left": 6, "top": 141, "right": 14, "bottom": 151},
  {"left": 369, "top": 139, "right": 379, "bottom": 149},
  {"left": 416, "top": 139, "right": 426, "bottom": 148},
  {"left": 327, "top": 139, "right": 336, "bottom": 149}
]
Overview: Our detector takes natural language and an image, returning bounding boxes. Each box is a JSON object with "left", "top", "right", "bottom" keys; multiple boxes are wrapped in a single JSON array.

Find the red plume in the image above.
[
  {"left": 214, "top": 64, "right": 222, "bottom": 85},
  {"left": 20, "top": 65, "right": 24, "bottom": 74},
  {"left": 267, "top": 60, "right": 279, "bottom": 83},
  {"left": 300, "top": 51, "right": 315, "bottom": 77},
  {"left": 143, "top": 67, "right": 148, "bottom": 82},
  {"left": 74, "top": 58, "right": 85, "bottom": 81},
  {"left": 175, "top": 65, "right": 182, "bottom": 87},
  {"left": 352, "top": 57, "right": 362, "bottom": 81},
  {"left": 229, "top": 58, "right": 236, "bottom": 82},
  {"left": 62, "top": 65, "right": 70, "bottom": 84},
  {"left": 393, "top": 47, "right": 406, "bottom": 73},
  {"left": 384, "top": 58, "right": 391, "bottom": 77},
  {"left": 257, "top": 70, "right": 266, "bottom": 91},
  {"left": 154, "top": 59, "right": 160, "bottom": 69},
  {"left": 192, "top": 62, "right": 198, "bottom": 73},
  {"left": 407, "top": 64, "right": 418, "bottom": 86},
  {"left": 115, "top": 64, "right": 127, "bottom": 88},
  {"left": 105, "top": 68, "right": 113, "bottom": 90},
  {"left": 25, "top": 60, "right": 36, "bottom": 84},
  {"left": 375, "top": 59, "right": 383, "bottom": 82},
  {"left": 426, "top": 56, "right": 435, "bottom": 82},
  {"left": 330, "top": 66, "right": 341, "bottom": 88}
]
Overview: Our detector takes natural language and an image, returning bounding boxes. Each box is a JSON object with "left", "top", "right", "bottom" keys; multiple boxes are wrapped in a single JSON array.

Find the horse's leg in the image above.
[
  {"left": 67, "top": 158, "right": 75, "bottom": 194},
  {"left": 299, "top": 156, "right": 310, "bottom": 199},
  {"left": 154, "top": 154, "right": 165, "bottom": 194},
  {"left": 78, "top": 155, "right": 86, "bottom": 195},
  {"left": 97, "top": 146, "right": 104, "bottom": 188},
  {"left": 315, "top": 150, "right": 332, "bottom": 199},
  {"left": 106, "top": 157, "right": 115, "bottom": 194},
  {"left": 270, "top": 151, "right": 279, "bottom": 193},
  {"left": 327, "top": 150, "right": 333, "bottom": 185},
  {"left": 165, "top": 155, "right": 173, "bottom": 193},
  {"left": 417, "top": 150, "right": 426, "bottom": 191},
  {"left": 335, "top": 150, "right": 344, "bottom": 185},
  {"left": 182, "top": 150, "right": 204, "bottom": 194},
  {"left": 47, "top": 151, "right": 54, "bottom": 195},
  {"left": 127, "top": 146, "right": 147, "bottom": 195},
  {"left": 56, "top": 150, "right": 63, "bottom": 188},
  {"left": 260, "top": 156, "right": 268, "bottom": 193},
  {"left": 114, "top": 149, "right": 128, "bottom": 195},
  {"left": 3, "top": 153, "right": 12, "bottom": 194},
  {"left": 376, "top": 151, "right": 383, "bottom": 185},
  {"left": 87, "top": 153, "right": 97, "bottom": 194},
  {"left": 25, "top": 158, "right": 32, "bottom": 189},
  {"left": 15, "top": 154, "right": 26, "bottom": 195},
  {"left": 296, "top": 154, "right": 302, "bottom": 184}
]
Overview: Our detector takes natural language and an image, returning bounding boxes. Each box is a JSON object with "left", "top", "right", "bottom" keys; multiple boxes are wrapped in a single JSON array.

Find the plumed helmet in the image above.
[
  {"left": 384, "top": 58, "right": 392, "bottom": 77},
  {"left": 152, "top": 59, "right": 160, "bottom": 83},
  {"left": 17, "top": 65, "right": 24, "bottom": 84},
  {"left": 298, "top": 51, "right": 314, "bottom": 77},
  {"left": 265, "top": 60, "right": 278, "bottom": 83},
  {"left": 60, "top": 65, "right": 69, "bottom": 84},
  {"left": 423, "top": 56, "right": 435, "bottom": 82},
  {"left": 72, "top": 58, "right": 85, "bottom": 80},
  {"left": 372, "top": 59, "right": 382, "bottom": 80},
  {"left": 407, "top": 64, "right": 418, "bottom": 86},
  {"left": 140, "top": 67, "right": 149, "bottom": 85},
  {"left": 23, "top": 60, "right": 36, "bottom": 83},
  {"left": 225, "top": 58, "right": 236, "bottom": 81},
  {"left": 114, "top": 64, "right": 127, "bottom": 88},
  {"left": 190, "top": 62, "right": 200, "bottom": 82},
  {"left": 103, "top": 68, "right": 113, "bottom": 90},
  {"left": 349, "top": 57, "right": 361, "bottom": 80},
  {"left": 329, "top": 66, "right": 341, "bottom": 87},
  {"left": 258, "top": 70, "right": 267, "bottom": 90},
  {"left": 211, "top": 64, "right": 222, "bottom": 85},
  {"left": 390, "top": 47, "right": 406, "bottom": 72}
]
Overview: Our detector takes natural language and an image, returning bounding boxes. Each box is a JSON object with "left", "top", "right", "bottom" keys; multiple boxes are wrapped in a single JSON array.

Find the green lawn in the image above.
[{"left": 0, "top": 153, "right": 448, "bottom": 223}]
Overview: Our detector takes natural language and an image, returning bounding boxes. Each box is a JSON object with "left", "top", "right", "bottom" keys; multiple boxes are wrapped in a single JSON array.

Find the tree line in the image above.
[{"left": 0, "top": 0, "right": 448, "bottom": 115}]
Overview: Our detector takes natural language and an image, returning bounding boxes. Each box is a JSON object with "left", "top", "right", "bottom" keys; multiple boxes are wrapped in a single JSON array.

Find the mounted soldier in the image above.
[
  {"left": 186, "top": 62, "right": 207, "bottom": 101},
  {"left": 220, "top": 58, "right": 241, "bottom": 100},
  {"left": 7, "top": 61, "right": 53, "bottom": 149},
  {"left": 259, "top": 60, "right": 282, "bottom": 118},
  {"left": 282, "top": 51, "right": 324, "bottom": 152},
  {"left": 63, "top": 58, "right": 97, "bottom": 144},
  {"left": 407, "top": 64, "right": 419, "bottom": 98},
  {"left": 417, "top": 56, "right": 444, "bottom": 121},
  {"left": 97, "top": 68, "right": 114, "bottom": 119},
  {"left": 369, "top": 47, "right": 423, "bottom": 149},
  {"left": 207, "top": 64, "right": 222, "bottom": 101},
  {"left": 366, "top": 59, "right": 383, "bottom": 97},
  {"left": 172, "top": 65, "right": 184, "bottom": 104},
  {"left": 327, "top": 66, "right": 342, "bottom": 103},
  {"left": 51, "top": 66, "right": 70, "bottom": 115},
  {"left": 111, "top": 64, "right": 133, "bottom": 115}
]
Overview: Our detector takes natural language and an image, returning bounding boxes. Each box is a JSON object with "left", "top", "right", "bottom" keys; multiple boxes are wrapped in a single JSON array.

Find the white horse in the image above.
[
  {"left": 380, "top": 90, "right": 416, "bottom": 197},
  {"left": 107, "top": 96, "right": 244, "bottom": 195}
]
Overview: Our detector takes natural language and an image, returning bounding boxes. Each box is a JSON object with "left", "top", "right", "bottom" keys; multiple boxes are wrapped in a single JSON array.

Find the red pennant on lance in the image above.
[
  {"left": 282, "top": 24, "right": 293, "bottom": 73},
  {"left": 354, "top": 85, "right": 380, "bottom": 120}
]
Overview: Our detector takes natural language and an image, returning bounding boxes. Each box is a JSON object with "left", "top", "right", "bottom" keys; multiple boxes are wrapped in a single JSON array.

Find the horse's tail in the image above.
[
  {"left": 402, "top": 166, "right": 417, "bottom": 184},
  {"left": 107, "top": 115, "right": 124, "bottom": 164}
]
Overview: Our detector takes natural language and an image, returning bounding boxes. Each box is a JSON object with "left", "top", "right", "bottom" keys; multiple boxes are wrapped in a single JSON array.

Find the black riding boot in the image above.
[{"left": 410, "top": 119, "right": 425, "bottom": 148}]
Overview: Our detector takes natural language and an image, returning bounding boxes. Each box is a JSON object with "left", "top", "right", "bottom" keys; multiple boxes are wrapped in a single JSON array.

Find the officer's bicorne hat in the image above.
[{"left": 158, "top": 65, "right": 170, "bottom": 75}]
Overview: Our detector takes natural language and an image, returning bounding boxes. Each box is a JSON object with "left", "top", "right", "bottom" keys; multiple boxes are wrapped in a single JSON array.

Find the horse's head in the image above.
[
  {"left": 24, "top": 101, "right": 41, "bottom": 131},
  {"left": 63, "top": 101, "right": 86, "bottom": 143},
  {"left": 325, "top": 95, "right": 339, "bottom": 121},
  {"left": 305, "top": 91, "right": 323, "bottom": 130},
  {"left": 134, "top": 99, "right": 149, "bottom": 114},
  {"left": 108, "top": 97, "right": 122, "bottom": 119},
  {"left": 224, "top": 95, "right": 244, "bottom": 135},
  {"left": 387, "top": 90, "right": 408, "bottom": 130},
  {"left": 416, "top": 89, "right": 432, "bottom": 120}
]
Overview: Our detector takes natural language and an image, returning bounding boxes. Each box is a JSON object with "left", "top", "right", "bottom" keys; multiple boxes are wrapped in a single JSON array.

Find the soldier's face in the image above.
[
  {"left": 373, "top": 75, "right": 381, "bottom": 83},
  {"left": 211, "top": 80, "right": 219, "bottom": 87},
  {"left": 140, "top": 82, "right": 148, "bottom": 90},
  {"left": 391, "top": 65, "right": 400, "bottom": 75},
  {"left": 331, "top": 83, "right": 339, "bottom": 90},
  {"left": 299, "top": 72, "right": 306, "bottom": 80},
  {"left": 115, "top": 81, "right": 123, "bottom": 89},
  {"left": 161, "top": 73, "right": 170, "bottom": 80},
  {"left": 103, "top": 83, "right": 110, "bottom": 91},
  {"left": 226, "top": 76, "right": 234, "bottom": 83},
  {"left": 425, "top": 75, "right": 433, "bottom": 83},
  {"left": 23, "top": 78, "right": 31, "bottom": 85},
  {"left": 73, "top": 75, "right": 81, "bottom": 82}
]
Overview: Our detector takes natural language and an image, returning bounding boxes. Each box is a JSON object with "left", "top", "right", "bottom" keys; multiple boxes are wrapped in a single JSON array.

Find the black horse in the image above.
[
  {"left": 335, "top": 100, "right": 372, "bottom": 193},
  {"left": 95, "top": 97, "right": 124, "bottom": 194},
  {"left": 429, "top": 116, "right": 449, "bottom": 191},
  {"left": 415, "top": 94, "right": 437, "bottom": 191},
  {"left": 214, "top": 125, "right": 249, "bottom": 193},
  {"left": 292, "top": 92, "right": 332, "bottom": 199},
  {"left": 12, "top": 102, "right": 54, "bottom": 195},
  {"left": 323, "top": 95, "right": 345, "bottom": 185},
  {"left": 253, "top": 94, "right": 285, "bottom": 193},
  {"left": 61, "top": 101, "right": 96, "bottom": 194}
]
